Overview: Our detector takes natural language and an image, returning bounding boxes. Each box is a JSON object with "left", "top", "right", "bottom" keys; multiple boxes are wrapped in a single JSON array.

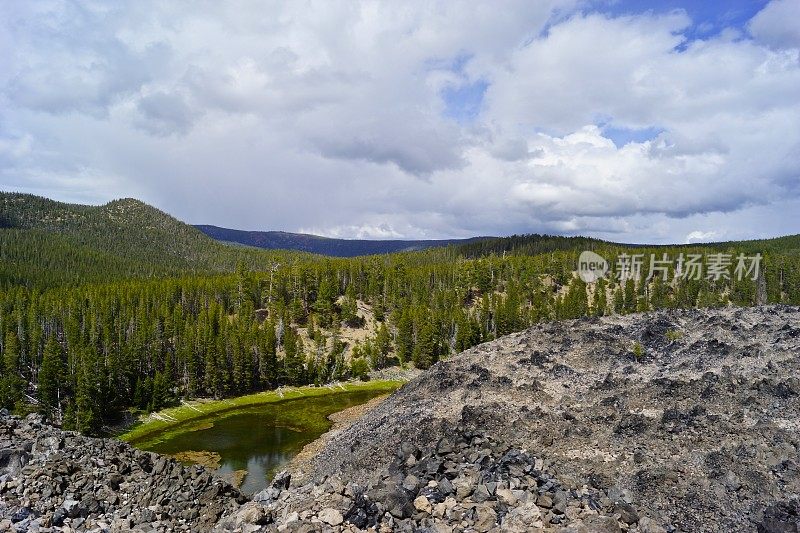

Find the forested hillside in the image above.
[
  {"left": 1, "top": 193, "right": 799, "bottom": 435},
  {"left": 0, "top": 192, "right": 304, "bottom": 287},
  {"left": 454, "top": 233, "right": 609, "bottom": 257},
  {"left": 196, "top": 225, "right": 489, "bottom": 257}
]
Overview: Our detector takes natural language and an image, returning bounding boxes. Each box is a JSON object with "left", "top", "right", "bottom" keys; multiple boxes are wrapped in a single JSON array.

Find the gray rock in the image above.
[
  {"left": 413, "top": 495, "right": 432, "bottom": 514},
  {"left": 473, "top": 506, "right": 497, "bottom": 532},
  {"left": 537, "top": 493, "right": 553, "bottom": 509},
  {"left": 402, "top": 474, "right": 419, "bottom": 492},
  {"left": 62, "top": 499, "right": 81, "bottom": 518},
  {"left": 614, "top": 502, "right": 639, "bottom": 525},
  {"left": 318, "top": 507, "right": 343, "bottom": 526},
  {"left": 472, "top": 484, "right": 491, "bottom": 503}
]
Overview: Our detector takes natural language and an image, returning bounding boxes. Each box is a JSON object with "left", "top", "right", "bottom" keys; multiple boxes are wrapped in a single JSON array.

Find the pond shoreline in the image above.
[
  {"left": 286, "top": 393, "right": 391, "bottom": 484},
  {"left": 119, "top": 380, "right": 404, "bottom": 446}
]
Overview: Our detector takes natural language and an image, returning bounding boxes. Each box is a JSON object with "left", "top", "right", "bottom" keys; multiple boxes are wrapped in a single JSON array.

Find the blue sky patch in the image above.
[
  {"left": 442, "top": 79, "right": 489, "bottom": 123},
  {"left": 601, "top": 124, "right": 664, "bottom": 147},
  {"left": 591, "top": 0, "right": 769, "bottom": 41}
]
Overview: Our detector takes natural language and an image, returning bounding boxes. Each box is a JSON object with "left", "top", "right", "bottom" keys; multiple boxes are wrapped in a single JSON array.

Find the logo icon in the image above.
[{"left": 578, "top": 251, "right": 609, "bottom": 283}]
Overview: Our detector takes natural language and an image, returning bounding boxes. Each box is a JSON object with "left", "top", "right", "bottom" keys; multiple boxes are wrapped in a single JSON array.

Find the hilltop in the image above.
[{"left": 0, "top": 192, "right": 300, "bottom": 286}]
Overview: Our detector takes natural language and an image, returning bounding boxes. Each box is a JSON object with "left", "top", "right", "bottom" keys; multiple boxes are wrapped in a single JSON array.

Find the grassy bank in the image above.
[{"left": 119, "top": 380, "right": 403, "bottom": 445}]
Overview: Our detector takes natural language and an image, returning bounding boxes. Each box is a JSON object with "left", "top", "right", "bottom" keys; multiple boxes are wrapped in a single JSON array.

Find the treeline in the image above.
[
  {"left": 456, "top": 233, "right": 608, "bottom": 258},
  {"left": 1, "top": 243, "right": 799, "bottom": 434}
]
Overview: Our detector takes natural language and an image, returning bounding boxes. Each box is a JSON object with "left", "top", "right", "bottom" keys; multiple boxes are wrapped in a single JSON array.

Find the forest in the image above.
[{"left": 1, "top": 192, "right": 799, "bottom": 434}]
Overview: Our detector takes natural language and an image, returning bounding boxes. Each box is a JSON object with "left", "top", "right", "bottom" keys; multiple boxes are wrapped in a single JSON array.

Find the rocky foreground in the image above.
[
  {"left": 0, "top": 412, "right": 246, "bottom": 531},
  {"left": 2, "top": 306, "right": 800, "bottom": 532}
]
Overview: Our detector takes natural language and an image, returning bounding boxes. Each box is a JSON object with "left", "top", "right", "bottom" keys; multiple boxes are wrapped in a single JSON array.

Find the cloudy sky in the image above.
[{"left": 1, "top": 0, "right": 799, "bottom": 243}]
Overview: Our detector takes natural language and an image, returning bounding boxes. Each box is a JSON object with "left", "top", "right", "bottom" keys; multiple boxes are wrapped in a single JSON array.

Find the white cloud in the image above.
[
  {"left": 749, "top": 0, "right": 800, "bottom": 50},
  {"left": 135, "top": 90, "right": 194, "bottom": 136},
  {"left": 302, "top": 223, "right": 404, "bottom": 240},
  {"left": 0, "top": 133, "right": 32, "bottom": 161},
  {"left": 0, "top": 0, "right": 799, "bottom": 242},
  {"left": 685, "top": 230, "right": 720, "bottom": 244}
]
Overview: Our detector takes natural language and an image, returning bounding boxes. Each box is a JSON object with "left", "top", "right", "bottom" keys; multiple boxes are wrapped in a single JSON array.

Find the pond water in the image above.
[{"left": 136, "top": 389, "right": 387, "bottom": 495}]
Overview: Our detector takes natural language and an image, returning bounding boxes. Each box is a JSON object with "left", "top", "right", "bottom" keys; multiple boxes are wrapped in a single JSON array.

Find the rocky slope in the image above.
[
  {"left": 2, "top": 306, "right": 799, "bottom": 532},
  {"left": 235, "top": 305, "right": 800, "bottom": 532},
  {"left": 0, "top": 413, "right": 245, "bottom": 532}
]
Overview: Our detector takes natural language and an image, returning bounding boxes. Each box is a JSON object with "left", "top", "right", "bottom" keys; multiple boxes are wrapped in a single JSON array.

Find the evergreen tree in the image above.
[
  {"left": 232, "top": 335, "right": 248, "bottom": 393},
  {"left": 496, "top": 281, "right": 522, "bottom": 336},
  {"left": 283, "top": 327, "right": 305, "bottom": 385},
  {"left": 560, "top": 278, "right": 588, "bottom": 319},
  {"left": 340, "top": 283, "right": 360, "bottom": 327},
  {"left": 624, "top": 279, "right": 637, "bottom": 314},
  {"left": 350, "top": 356, "right": 370, "bottom": 380},
  {"left": 649, "top": 276, "right": 670, "bottom": 309},
  {"left": 149, "top": 371, "right": 171, "bottom": 412},
  {"left": 314, "top": 276, "right": 336, "bottom": 327},
  {"left": 613, "top": 285, "right": 625, "bottom": 314},
  {"left": 592, "top": 279, "right": 608, "bottom": 316},
  {"left": 372, "top": 299, "right": 385, "bottom": 322},
  {"left": 454, "top": 310, "right": 480, "bottom": 353},
  {"left": 412, "top": 318, "right": 437, "bottom": 370},
  {"left": 259, "top": 321, "right": 278, "bottom": 388},
  {"left": 38, "top": 334, "right": 65, "bottom": 416},
  {"left": 68, "top": 347, "right": 102, "bottom": 435},
  {"left": 0, "top": 331, "right": 24, "bottom": 409},
  {"left": 395, "top": 309, "right": 414, "bottom": 365},
  {"left": 372, "top": 322, "right": 391, "bottom": 369}
]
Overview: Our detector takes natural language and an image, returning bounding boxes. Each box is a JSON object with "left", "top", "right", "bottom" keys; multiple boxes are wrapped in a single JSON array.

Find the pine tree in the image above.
[
  {"left": 560, "top": 278, "right": 588, "bottom": 319},
  {"left": 624, "top": 279, "right": 637, "bottom": 314},
  {"left": 234, "top": 261, "right": 252, "bottom": 311},
  {"left": 314, "top": 276, "right": 336, "bottom": 327},
  {"left": 182, "top": 319, "right": 199, "bottom": 397},
  {"left": 0, "top": 330, "right": 24, "bottom": 409},
  {"left": 613, "top": 286, "right": 625, "bottom": 314},
  {"left": 592, "top": 279, "right": 608, "bottom": 316},
  {"left": 649, "top": 276, "right": 670, "bottom": 309},
  {"left": 372, "top": 299, "right": 385, "bottom": 322},
  {"left": 232, "top": 335, "right": 248, "bottom": 393},
  {"left": 372, "top": 322, "right": 391, "bottom": 369},
  {"left": 340, "top": 283, "right": 360, "bottom": 327},
  {"left": 38, "top": 334, "right": 65, "bottom": 417},
  {"left": 68, "top": 347, "right": 102, "bottom": 435},
  {"left": 283, "top": 327, "right": 305, "bottom": 385},
  {"left": 412, "top": 318, "right": 437, "bottom": 370},
  {"left": 496, "top": 281, "right": 522, "bottom": 336},
  {"left": 259, "top": 321, "right": 278, "bottom": 388},
  {"left": 454, "top": 311, "right": 480, "bottom": 353},
  {"left": 149, "top": 371, "right": 171, "bottom": 412},
  {"left": 350, "top": 356, "right": 370, "bottom": 380},
  {"left": 395, "top": 309, "right": 414, "bottom": 365}
]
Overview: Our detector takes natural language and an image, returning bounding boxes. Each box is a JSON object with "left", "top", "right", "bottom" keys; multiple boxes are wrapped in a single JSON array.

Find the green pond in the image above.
[{"left": 135, "top": 389, "right": 386, "bottom": 495}]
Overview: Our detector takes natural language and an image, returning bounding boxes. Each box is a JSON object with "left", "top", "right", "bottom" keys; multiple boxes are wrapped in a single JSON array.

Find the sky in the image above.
[{"left": 1, "top": 0, "right": 799, "bottom": 244}]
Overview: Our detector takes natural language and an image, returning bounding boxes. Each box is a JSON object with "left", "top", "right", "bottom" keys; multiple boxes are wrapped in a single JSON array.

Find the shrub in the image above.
[
  {"left": 632, "top": 341, "right": 644, "bottom": 359},
  {"left": 665, "top": 329, "right": 683, "bottom": 342}
]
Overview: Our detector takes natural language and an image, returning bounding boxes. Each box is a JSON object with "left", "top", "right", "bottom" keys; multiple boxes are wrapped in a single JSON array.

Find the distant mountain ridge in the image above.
[
  {"left": 3, "top": 191, "right": 799, "bottom": 288},
  {"left": 195, "top": 224, "right": 492, "bottom": 257}
]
